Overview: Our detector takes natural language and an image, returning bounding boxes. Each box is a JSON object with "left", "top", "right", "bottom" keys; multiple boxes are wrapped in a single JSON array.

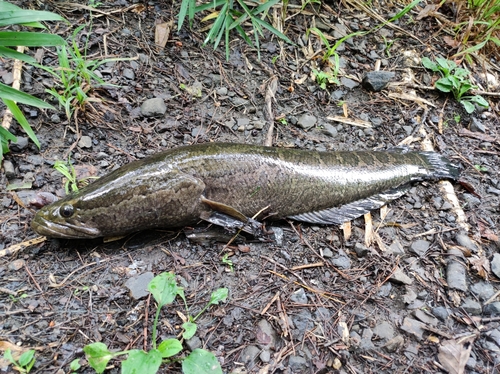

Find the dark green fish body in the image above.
[{"left": 31, "top": 143, "right": 459, "bottom": 239}]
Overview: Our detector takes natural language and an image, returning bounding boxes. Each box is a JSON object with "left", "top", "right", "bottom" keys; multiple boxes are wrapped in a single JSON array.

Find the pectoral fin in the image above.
[
  {"left": 289, "top": 185, "right": 410, "bottom": 225},
  {"left": 201, "top": 197, "right": 249, "bottom": 223}
]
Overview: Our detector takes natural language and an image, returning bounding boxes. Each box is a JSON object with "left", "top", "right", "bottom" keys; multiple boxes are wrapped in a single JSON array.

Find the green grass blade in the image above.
[
  {"left": 178, "top": 0, "right": 190, "bottom": 30},
  {"left": 0, "top": 31, "right": 65, "bottom": 47},
  {"left": 0, "top": 10, "right": 66, "bottom": 27},
  {"left": 204, "top": 2, "right": 229, "bottom": 45},
  {"left": 3, "top": 99, "right": 40, "bottom": 148},
  {"left": 0, "top": 82, "right": 54, "bottom": 109},
  {"left": 253, "top": 17, "right": 293, "bottom": 44},
  {"left": 387, "top": 0, "right": 420, "bottom": 22},
  {"left": 195, "top": 0, "right": 226, "bottom": 13},
  {"left": 0, "top": 46, "right": 36, "bottom": 63}
]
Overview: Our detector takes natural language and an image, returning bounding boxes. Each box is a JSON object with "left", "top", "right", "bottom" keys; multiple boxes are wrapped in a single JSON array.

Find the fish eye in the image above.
[{"left": 60, "top": 205, "right": 74, "bottom": 218}]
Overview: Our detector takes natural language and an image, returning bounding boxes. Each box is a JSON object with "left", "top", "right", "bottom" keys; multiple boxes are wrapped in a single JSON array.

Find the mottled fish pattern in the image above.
[{"left": 31, "top": 143, "right": 459, "bottom": 239}]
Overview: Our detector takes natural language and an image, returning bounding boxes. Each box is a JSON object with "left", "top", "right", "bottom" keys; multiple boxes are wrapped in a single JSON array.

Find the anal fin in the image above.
[{"left": 288, "top": 185, "right": 410, "bottom": 225}]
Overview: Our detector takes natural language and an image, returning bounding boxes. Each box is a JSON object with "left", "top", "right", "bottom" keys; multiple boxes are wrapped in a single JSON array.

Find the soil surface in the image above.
[{"left": 1, "top": 1, "right": 500, "bottom": 373}]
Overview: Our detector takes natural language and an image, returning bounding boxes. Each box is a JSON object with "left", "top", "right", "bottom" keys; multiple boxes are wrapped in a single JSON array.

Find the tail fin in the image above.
[{"left": 420, "top": 152, "right": 460, "bottom": 180}]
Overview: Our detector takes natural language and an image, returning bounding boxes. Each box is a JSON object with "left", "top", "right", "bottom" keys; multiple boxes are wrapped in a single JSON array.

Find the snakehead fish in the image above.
[{"left": 31, "top": 143, "right": 459, "bottom": 239}]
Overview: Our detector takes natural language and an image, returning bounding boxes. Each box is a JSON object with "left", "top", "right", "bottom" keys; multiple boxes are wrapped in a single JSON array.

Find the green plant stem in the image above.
[{"left": 151, "top": 305, "right": 162, "bottom": 349}]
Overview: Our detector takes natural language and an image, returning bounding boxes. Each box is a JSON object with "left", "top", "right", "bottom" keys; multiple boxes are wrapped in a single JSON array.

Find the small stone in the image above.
[
  {"left": 231, "top": 97, "right": 249, "bottom": 106},
  {"left": 413, "top": 310, "right": 438, "bottom": 326},
  {"left": 331, "top": 255, "right": 351, "bottom": 269},
  {"left": 259, "top": 349, "right": 270, "bottom": 363},
  {"left": 216, "top": 87, "right": 228, "bottom": 95},
  {"left": 383, "top": 335, "right": 404, "bottom": 352},
  {"left": 124, "top": 271, "right": 154, "bottom": 300},
  {"left": 185, "top": 336, "right": 201, "bottom": 351},
  {"left": 78, "top": 136, "right": 92, "bottom": 149},
  {"left": 291, "top": 310, "right": 313, "bottom": 340},
  {"left": 447, "top": 260, "right": 468, "bottom": 291},
  {"left": 122, "top": 68, "right": 135, "bottom": 80},
  {"left": 10, "top": 137, "right": 29, "bottom": 151},
  {"left": 410, "top": 240, "right": 430, "bottom": 257},
  {"left": 297, "top": 114, "right": 317, "bottom": 130},
  {"left": 288, "top": 355, "right": 308, "bottom": 372},
  {"left": 237, "top": 117, "right": 250, "bottom": 127},
  {"left": 484, "top": 302, "right": 500, "bottom": 316},
  {"left": 389, "top": 267, "right": 413, "bottom": 285},
  {"left": 2, "top": 72, "right": 13, "bottom": 85},
  {"left": 470, "top": 118, "right": 486, "bottom": 133},
  {"left": 3, "top": 160, "right": 15, "bottom": 179},
  {"left": 256, "top": 319, "right": 278, "bottom": 349},
  {"left": 470, "top": 281, "right": 495, "bottom": 301},
  {"left": 251, "top": 120, "right": 265, "bottom": 130},
  {"left": 491, "top": 253, "right": 500, "bottom": 279},
  {"left": 455, "top": 232, "right": 478, "bottom": 252},
  {"left": 373, "top": 321, "right": 394, "bottom": 341},
  {"left": 321, "top": 123, "right": 338, "bottom": 137},
  {"left": 354, "top": 243, "right": 369, "bottom": 257},
  {"left": 431, "top": 306, "right": 450, "bottom": 321},
  {"left": 240, "top": 345, "right": 260, "bottom": 364},
  {"left": 290, "top": 288, "right": 308, "bottom": 304},
  {"left": 461, "top": 298, "right": 482, "bottom": 315},
  {"left": 400, "top": 317, "right": 425, "bottom": 340},
  {"left": 50, "top": 114, "right": 61, "bottom": 124},
  {"left": 340, "top": 77, "right": 359, "bottom": 89},
  {"left": 387, "top": 240, "right": 405, "bottom": 256},
  {"left": 8, "top": 259, "right": 25, "bottom": 271},
  {"left": 141, "top": 98, "right": 167, "bottom": 117},
  {"left": 362, "top": 71, "right": 395, "bottom": 91},
  {"left": 322, "top": 247, "right": 334, "bottom": 258}
]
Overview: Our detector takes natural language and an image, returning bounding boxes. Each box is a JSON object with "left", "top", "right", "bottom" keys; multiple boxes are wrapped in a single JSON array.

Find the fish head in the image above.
[{"left": 31, "top": 194, "right": 103, "bottom": 239}]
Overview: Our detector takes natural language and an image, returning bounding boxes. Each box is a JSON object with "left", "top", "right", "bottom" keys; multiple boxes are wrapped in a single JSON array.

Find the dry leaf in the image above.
[
  {"left": 443, "top": 36, "right": 460, "bottom": 48},
  {"left": 469, "top": 256, "right": 490, "bottom": 279},
  {"left": 155, "top": 21, "right": 173, "bottom": 48},
  {"left": 437, "top": 335, "right": 475, "bottom": 374},
  {"left": 416, "top": 4, "right": 438, "bottom": 19}
]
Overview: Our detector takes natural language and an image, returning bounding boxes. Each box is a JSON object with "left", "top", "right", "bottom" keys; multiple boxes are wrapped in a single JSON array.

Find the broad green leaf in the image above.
[
  {"left": 0, "top": 10, "right": 66, "bottom": 27},
  {"left": 458, "top": 82, "right": 473, "bottom": 98},
  {"left": 3, "top": 99, "right": 40, "bottom": 148},
  {"left": 70, "top": 359, "right": 81, "bottom": 371},
  {"left": 461, "top": 100, "right": 475, "bottom": 113},
  {"left": 0, "top": 82, "right": 54, "bottom": 108},
  {"left": 182, "top": 321, "right": 197, "bottom": 340},
  {"left": 147, "top": 272, "right": 182, "bottom": 307},
  {"left": 469, "top": 95, "right": 489, "bottom": 107},
  {"left": 18, "top": 349, "right": 35, "bottom": 367},
  {"left": 0, "top": 31, "right": 65, "bottom": 47},
  {"left": 83, "top": 342, "right": 114, "bottom": 374},
  {"left": 435, "top": 77, "right": 452, "bottom": 92},
  {"left": 158, "top": 339, "right": 183, "bottom": 358},
  {"left": 182, "top": 349, "right": 223, "bottom": 374},
  {"left": 447, "top": 75, "right": 460, "bottom": 92},
  {"left": 122, "top": 349, "right": 162, "bottom": 374},
  {"left": 0, "top": 46, "right": 36, "bottom": 63},
  {"left": 209, "top": 288, "right": 228, "bottom": 305},
  {"left": 436, "top": 57, "right": 455, "bottom": 73},
  {"left": 421, "top": 56, "right": 438, "bottom": 71}
]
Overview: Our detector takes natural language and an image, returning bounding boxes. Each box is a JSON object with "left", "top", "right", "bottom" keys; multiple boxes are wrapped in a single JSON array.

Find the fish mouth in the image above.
[{"left": 31, "top": 214, "right": 101, "bottom": 239}]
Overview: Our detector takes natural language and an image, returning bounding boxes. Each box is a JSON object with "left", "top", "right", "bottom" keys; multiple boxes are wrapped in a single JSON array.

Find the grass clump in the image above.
[
  {"left": 3, "top": 348, "right": 36, "bottom": 373},
  {"left": 453, "top": 0, "right": 500, "bottom": 60},
  {"left": 0, "top": 1, "right": 66, "bottom": 162},
  {"left": 422, "top": 56, "right": 489, "bottom": 113},
  {"left": 84, "top": 272, "right": 227, "bottom": 374},
  {"left": 178, "top": 0, "right": 292, "bottom": 60}
]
